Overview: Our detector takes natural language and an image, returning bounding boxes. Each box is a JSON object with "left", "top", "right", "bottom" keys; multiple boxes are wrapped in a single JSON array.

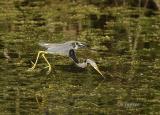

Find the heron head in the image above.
[
  {"left": 73, "top": 41, "right": 87, "bottom": 49},
  {"left": 86, "top": 59, "right": 104, "bottom": 78}
]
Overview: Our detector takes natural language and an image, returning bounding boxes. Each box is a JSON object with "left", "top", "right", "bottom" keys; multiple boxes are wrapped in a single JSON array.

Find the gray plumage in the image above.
[{"left": 39, "top": 41, "right": 85, "bottom": 56}]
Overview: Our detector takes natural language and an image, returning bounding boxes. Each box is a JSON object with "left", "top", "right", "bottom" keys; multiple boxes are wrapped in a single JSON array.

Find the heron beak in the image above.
[
  {"left": 92, "top": 66, "right": 105, "bottom": 78},
  {"left": 88, "top": 59, "right": 104, "bottom": 78}
]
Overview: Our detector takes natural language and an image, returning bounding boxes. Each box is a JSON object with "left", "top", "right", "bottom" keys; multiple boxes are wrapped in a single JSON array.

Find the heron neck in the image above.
[{"left": 76, "top": 62, "right": 87, "bottom": 68}]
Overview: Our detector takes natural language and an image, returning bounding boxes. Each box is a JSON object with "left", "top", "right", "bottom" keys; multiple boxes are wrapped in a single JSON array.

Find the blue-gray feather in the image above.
[{"left": 39, "top": 41, "right": 77, "bottom": 56}]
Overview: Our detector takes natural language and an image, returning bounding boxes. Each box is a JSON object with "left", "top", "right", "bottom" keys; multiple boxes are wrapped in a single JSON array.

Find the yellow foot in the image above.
[
  {"left": 27, "top": 61, "right": 36, "bottom": 71},
  {"left": 46, "top": 70, "right": 51, "bottom": 75},
  {"left": 31, "top": 61, "right": 35, "bottom": 65},
  {"left": 28, "top": 66, "right": 36, "bottom": 71},
  {"left": 44, "top": 66, "right": 52, "bottom": 75}
]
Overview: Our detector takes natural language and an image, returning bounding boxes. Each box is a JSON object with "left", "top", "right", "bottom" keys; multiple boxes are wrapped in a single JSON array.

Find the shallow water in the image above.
[{"left": 0, "top": 41, "right": 159, "bottom": 114}]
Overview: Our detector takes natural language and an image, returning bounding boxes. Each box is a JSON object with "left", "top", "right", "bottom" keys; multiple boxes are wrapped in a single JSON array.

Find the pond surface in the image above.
[{"left": 0, "top": 0, "right": 160, "bottom": 115}]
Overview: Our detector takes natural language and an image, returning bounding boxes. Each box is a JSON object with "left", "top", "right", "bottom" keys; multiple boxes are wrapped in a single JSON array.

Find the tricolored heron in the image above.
[{"left": 28, "top": 41, "right": 104, "bottom": 78}]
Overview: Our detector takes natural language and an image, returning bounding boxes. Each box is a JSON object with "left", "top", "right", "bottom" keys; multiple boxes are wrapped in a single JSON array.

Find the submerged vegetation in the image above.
[{"left": 0, "top": 0, "right": 160, "bottom": 114}]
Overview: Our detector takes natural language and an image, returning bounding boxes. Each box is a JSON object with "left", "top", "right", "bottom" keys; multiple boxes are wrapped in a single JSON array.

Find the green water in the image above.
[{"left": 0, "top": 0, "right": 160, "bottom": 114}]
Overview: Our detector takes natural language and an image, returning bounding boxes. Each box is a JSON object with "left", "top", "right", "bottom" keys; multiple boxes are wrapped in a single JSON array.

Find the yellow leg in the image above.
[
  {"left": 42, "top": 54, "right": 52, "bottom": 74},
  {"left": 28, "top": 51, "right": 47, "bottom": 71}
]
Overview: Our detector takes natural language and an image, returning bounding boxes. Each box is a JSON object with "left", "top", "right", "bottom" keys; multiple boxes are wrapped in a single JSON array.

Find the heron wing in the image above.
[
  {"left": 39, "top": 43, "right": 62, "bottom": 49},
  {"left": 39, "top": 41, "right": 76, "bottom": 49},
  {"left": 39, "top": 41, "right": 84, "bottom": 56},
  {"left": 69, "top": 49, "right": 79, "bottom": 63}
]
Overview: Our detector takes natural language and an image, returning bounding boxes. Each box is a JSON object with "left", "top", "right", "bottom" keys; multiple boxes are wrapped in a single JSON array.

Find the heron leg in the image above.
[
  {"left": 41, "top": 54, "right": 51, "bottom": 74},
  {"left": 28, "top": 51, "right": 47, "bottom": 71}
]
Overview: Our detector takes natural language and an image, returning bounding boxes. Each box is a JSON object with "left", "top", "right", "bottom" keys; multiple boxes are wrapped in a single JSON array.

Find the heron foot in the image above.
[
  {"left": 28, "top": 66, "right": 36, "bottom": 71},
  {"left": 44, "top": 65, "right": 52, "bottom": 75},
  {"left": 27, "top": 61, "right": 36, "bottom": 71},
  {"left": 31, "top": 61, "right": 35, "bottom": 65}
]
